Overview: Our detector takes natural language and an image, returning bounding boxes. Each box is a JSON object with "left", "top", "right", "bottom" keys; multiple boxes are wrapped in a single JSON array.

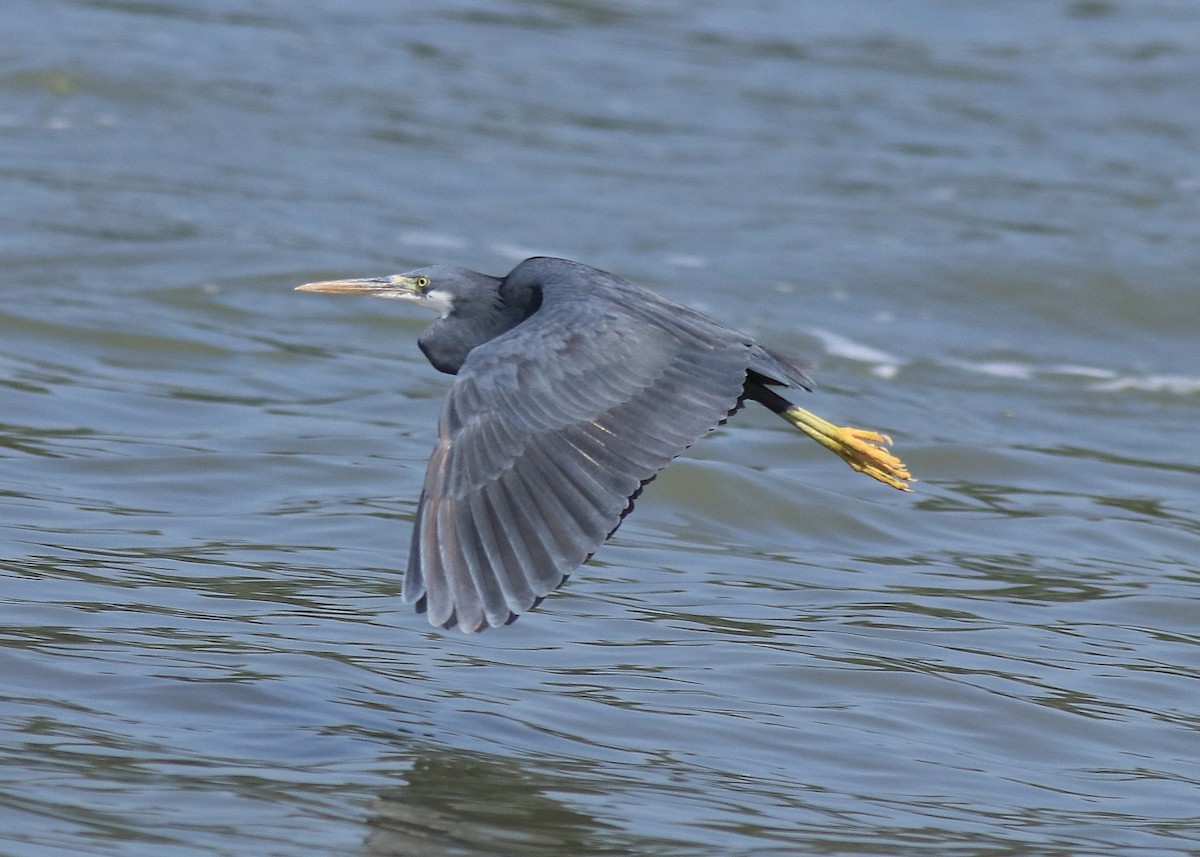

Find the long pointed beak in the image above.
[{"left": 294, "top": 275, "right": 422, "bottom": 298}]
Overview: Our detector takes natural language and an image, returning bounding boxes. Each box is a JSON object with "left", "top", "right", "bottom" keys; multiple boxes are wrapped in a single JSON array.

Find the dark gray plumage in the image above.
[{"left": 296, "top": 256, "right": 910, "bottom": 632}]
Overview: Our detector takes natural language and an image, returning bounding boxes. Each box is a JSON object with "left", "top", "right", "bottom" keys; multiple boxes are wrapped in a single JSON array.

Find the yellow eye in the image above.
[{"left": 414, "top": 276, "right": 431, "bottom": 290}]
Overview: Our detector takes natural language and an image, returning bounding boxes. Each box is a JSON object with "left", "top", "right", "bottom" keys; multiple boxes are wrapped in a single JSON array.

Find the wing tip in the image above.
[{"left": 410, "top": 579, "right": 568, "bottom": 633}]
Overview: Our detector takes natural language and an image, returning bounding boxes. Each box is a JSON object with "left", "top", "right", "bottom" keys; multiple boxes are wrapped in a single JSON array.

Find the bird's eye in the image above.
[{"left": 415, "top": 276, "right": 431, "bottom": 290}]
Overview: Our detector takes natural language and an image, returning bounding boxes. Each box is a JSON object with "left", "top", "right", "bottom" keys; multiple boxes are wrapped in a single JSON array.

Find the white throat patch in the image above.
[{"left": 379, "top": 288, "right": 456, "bottom": 318}]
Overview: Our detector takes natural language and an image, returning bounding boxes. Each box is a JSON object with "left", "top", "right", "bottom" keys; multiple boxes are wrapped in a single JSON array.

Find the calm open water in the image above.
[{"left": 2, "top": 2, "right": 1198, "bottom": 855}]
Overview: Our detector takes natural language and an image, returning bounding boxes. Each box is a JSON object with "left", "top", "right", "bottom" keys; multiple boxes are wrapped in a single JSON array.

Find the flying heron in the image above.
[{"left": 297, "top": 256, "right": 911, "bottom": 632}]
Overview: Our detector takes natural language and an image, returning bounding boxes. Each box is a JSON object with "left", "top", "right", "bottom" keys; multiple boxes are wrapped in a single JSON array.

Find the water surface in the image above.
[{"left": 2, "top": 2, "right": 1198, "bottom": 855}]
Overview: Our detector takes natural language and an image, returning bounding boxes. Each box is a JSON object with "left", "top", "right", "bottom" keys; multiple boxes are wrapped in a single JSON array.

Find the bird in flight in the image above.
[{"left": 297, "top": 257, "right": 911, "bottom": 632}]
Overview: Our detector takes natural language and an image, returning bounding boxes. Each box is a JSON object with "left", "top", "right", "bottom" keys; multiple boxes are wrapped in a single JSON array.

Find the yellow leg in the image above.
[{"left": 780, "top": 405, "right": 913, "bottom": 492}]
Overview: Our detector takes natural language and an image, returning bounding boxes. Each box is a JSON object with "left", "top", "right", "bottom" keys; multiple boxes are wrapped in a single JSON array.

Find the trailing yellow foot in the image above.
[{"left": 780, "top": 405, "right": 913, "bottom": 491}]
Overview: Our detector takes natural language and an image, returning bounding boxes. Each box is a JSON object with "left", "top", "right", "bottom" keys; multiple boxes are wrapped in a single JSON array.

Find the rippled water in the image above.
[{"left": 3, "top": 2, "right": 1198, "bottom": 855}]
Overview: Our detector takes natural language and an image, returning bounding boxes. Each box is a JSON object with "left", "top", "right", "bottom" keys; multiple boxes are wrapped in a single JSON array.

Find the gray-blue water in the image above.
[{"left": 3, "top": 2, "right": 1198, "bottom": 855}]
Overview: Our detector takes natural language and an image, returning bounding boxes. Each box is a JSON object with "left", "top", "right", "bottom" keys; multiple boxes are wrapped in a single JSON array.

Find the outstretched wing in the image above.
[{"left": 403, "top": 292, "right": 751, "bottom": 631}]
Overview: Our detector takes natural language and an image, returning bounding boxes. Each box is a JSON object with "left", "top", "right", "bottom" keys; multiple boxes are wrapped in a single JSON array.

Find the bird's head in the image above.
[{"left": 295, "top": 265, "right": 500, "bottom": 319}]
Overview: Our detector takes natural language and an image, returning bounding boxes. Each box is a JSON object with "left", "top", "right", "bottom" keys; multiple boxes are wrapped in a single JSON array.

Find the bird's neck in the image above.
[{"left": 418, "top": 278, "right": 541, "bottom": 375}]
